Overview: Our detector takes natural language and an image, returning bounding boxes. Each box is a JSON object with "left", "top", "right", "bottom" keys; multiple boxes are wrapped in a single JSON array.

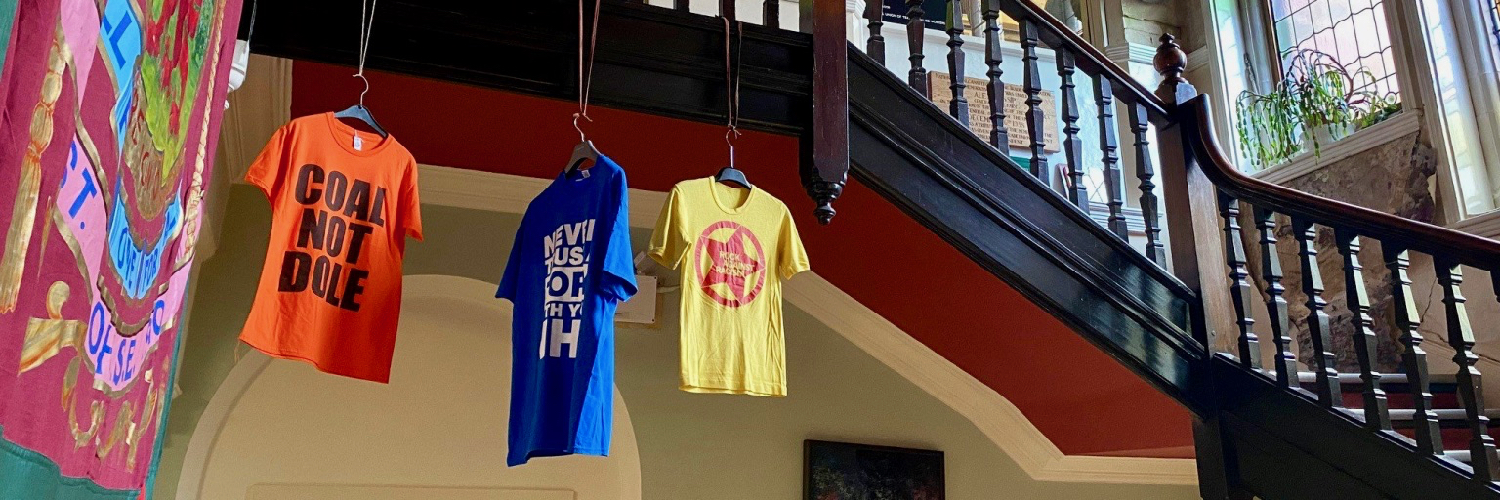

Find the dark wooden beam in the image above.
[{"left": 245, "top": 0, "right": 814, "bottom": 136}]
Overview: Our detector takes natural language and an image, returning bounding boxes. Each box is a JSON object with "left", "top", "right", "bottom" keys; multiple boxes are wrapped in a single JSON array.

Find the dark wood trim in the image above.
[
  {"left": 805, "top": 0, "right": 849, "bottom": 224},
  {"left": 1211, "top": 355, "right": 1500, "bottom": 499},
  {"left": 246, "top": 0, "right": 814, "bottom": 137},
  {"left": 1178, "top": 96, "right": 1500, "bottom": 272}
]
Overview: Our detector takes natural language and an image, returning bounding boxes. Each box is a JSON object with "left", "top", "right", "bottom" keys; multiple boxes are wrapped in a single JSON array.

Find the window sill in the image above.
[
  {"left": 1448, "top": 208, "right": 1500, "bottom": 239},
  {"left": 1247, "top": 111, "right": 1423, "bottom": 185}
]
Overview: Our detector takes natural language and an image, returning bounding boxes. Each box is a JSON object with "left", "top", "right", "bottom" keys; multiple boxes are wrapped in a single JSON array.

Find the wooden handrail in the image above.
[
  {"left": 1177, "top": 95, "right": 1500, "bottom": 271},
  {"left": 990, "top": 0, "right": 1169, "bottom": 120}
]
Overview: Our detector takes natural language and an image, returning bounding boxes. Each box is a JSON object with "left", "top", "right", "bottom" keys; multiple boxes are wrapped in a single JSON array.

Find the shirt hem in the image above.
[
  {"left": 681, "top": 383, "right": 786, "bottom": 397},
  {"left": 240, "top": 338, "right": 391, "bottom": 384},
  {"left": 507, "top": 446, "right": 610, "bottom": 467}
]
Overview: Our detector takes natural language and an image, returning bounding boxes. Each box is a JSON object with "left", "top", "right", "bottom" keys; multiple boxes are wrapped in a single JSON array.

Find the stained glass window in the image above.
[{"left": 1266, "top": 0, "right": 1400, "bottom": 100}]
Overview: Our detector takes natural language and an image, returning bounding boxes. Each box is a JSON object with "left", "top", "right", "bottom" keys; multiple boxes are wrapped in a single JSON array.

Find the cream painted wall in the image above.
[
  {"left": 164, "top": 185, "right": 1198, "bottom": 499},
  {"left": 198, "top": 290, "right": 640, "bottom": 500}
]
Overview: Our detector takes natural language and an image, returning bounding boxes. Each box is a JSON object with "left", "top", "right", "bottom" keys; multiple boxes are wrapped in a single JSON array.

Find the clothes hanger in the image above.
[
  {"left": 333, "top": 0, "right": 389, "bottom": 139},
  {"left": 714, "top": 18, "right": 752, "bottom": 190},
  {"left": 564, "top": 112, "right": 599, "bottom": 173},
  {"left": 334, "top": 77, "right": 388, "bottom": 138},
  {"left": 565, "top": 0, "right": 604, "bottom": 174},
  {"left": 715, "top": 130, "right": 751, "bottom": 189}
]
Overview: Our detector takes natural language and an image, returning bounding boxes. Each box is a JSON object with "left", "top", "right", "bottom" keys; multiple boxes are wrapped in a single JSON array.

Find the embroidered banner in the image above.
[{"left": 0, "top": 0, "right": 241, "bottom": 496}]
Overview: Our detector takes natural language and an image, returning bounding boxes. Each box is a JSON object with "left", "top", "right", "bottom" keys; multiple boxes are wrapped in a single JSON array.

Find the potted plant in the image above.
[{"left": 1235, "top": 48, "right": 1400, "bottom": 169}]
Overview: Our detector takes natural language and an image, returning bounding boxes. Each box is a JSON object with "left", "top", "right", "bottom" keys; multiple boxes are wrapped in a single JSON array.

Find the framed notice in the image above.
[
  {"left": 805, "top": 440, "right": 944, "bottom": 500},
  {"left": 926, "top": 72, "right": 1060, "bottom": 152}
]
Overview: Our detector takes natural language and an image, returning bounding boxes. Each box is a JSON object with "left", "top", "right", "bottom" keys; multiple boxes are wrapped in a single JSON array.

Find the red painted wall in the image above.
[{"left": 291, "top": 61, "right": 1194, "bottom": 457}]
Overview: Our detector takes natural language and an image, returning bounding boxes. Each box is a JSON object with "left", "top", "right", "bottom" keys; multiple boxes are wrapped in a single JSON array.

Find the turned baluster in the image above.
[
  {"left": 763, "top": 0, "right": 778, "bottom": 29},
  {"left": 1221, "top": 194, "right": 1260, "bottom": 369},
  {"left": 1435, "top": 259, "right": 1500, "bottom": 480},
  {"left": 1335, "top": 228, "right": 1390, "bottom": 430},
  {"left": 1385, "top": 245, "right": 1444, "bottom": 454},
  {"left": 981, "top": 0, "right": 1007, "bottom": 149},
  {"left": 944, "top": 0, "right": 968, "bottom": 126},
  {"left": 1256, "top": 209, "right": 1296, "bottom": 386},
  {"left": 1019, "top": 19, "right": 1048, "bottom": 184},
  {"left": 1293, "top": 217, "right": 1342, "bottom": 407},
  {"left": 1128, "top": 104, "right": 1163, "bottom": 265},
  {"left": 1096, "top": 76, "right": 1125, "bottom": 237},
  {"left": 906, "top": 0, "right": 928, "bottom": 96},
  {"left": 864, "top": 0, "right": 885, "bottom": 65},
  {"left": 1057, "top": 51, "right": 1086, "bottom": 210}
]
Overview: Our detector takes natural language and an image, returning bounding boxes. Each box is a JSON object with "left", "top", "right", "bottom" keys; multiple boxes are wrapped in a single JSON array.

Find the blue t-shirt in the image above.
[{"left": 497, "top": 156, "right": 637, "bottom": 466}]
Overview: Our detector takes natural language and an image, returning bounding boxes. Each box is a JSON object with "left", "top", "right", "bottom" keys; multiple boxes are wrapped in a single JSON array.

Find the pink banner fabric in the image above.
[{"left": 0, "top": 0, "right": 241, "bottom": 492}]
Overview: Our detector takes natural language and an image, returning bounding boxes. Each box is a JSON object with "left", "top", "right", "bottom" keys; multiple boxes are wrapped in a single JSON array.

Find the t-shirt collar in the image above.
[{"left": 323, "top": 112, "right": 395, "bottom": 157}]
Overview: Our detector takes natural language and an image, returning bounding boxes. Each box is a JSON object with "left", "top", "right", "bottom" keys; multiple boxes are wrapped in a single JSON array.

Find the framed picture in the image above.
[{"left": 803, "top": 440, "right": 945, "bottom": 500}]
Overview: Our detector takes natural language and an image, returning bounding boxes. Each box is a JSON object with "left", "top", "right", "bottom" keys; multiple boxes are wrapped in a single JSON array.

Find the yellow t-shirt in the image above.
[{"left": 649, "top": 178, "right": 810, "bottom": 396}]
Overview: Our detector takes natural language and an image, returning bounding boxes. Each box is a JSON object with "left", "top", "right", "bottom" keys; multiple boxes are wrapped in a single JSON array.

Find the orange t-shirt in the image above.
[{"left": 240, "top": 113, "right": 423, "bottom": 383}]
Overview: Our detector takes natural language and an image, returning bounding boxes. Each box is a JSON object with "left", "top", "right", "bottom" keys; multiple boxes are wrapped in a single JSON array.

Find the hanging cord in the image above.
[
  {"left": 354, "top": 0, "right": 379, "bottom": 107},
  {"left": 574, "top": 0, "right": 603, "bottom": 138},
  {"left": 245, "top": 0, "right": 257, "bottom": 45},
  {"left": 723, "top": 17, "right": 743, "bottom": 167}
]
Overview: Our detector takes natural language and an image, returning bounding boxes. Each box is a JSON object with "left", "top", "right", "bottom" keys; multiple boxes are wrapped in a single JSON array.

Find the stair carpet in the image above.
[{"left": 1291, "top": 371, "right": 1496, "bottom": 465}]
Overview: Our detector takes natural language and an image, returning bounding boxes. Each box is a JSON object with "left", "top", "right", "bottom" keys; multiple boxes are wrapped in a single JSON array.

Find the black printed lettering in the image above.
[
  {"left": 294, "top": 164, "right": 324, "bottom": 204},
  {"left": 325, "top": 215, "right": 347, "bottom": 258},
  {"left": 277, "top": 251, "right": 311, "bottom": 292},
  {"left": 346, "top": 223, "right": 374, "bottom": 265},
  {"left": 341, "top": 269, "right": 369, "bottom": 311},
  {"left": 296, "top": 208, "right": 326, "bottom": 250},
  {"left": 344, "top": 180, "right": 372, "bottom": 222}
]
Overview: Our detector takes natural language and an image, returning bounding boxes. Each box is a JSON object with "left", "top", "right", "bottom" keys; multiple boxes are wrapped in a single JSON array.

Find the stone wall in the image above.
[
  {"left": 1239, "top": 131, "right": 1437, "bottom": 373},
  {"left": 1122, "top": 0, "right": 1183, "bottom": 47}
]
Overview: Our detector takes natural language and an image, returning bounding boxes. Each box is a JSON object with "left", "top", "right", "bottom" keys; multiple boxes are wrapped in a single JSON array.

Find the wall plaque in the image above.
[{"left": 927, "top": 72, "right": 1059, "bottom": 152}]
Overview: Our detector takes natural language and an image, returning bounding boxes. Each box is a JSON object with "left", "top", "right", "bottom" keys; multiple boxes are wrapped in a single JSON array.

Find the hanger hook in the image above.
[
  {"left": 573, "top": 112, "right": 593, "bottom": 143},
  {"left": 725, "top": 128, "right": 740, "bottom": 169},
  {"left": 354, "top": 72, "right": 370, "bottom": 108}
]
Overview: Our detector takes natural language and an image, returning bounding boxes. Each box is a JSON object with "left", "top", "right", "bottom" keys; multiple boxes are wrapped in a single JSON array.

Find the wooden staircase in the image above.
[{"left": 243, "top": 0, "right": 1500, "bottom": 497}]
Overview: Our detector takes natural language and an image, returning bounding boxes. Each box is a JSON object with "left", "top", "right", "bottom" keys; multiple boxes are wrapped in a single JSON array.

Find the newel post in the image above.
[
  {"left": 802, "top": 0, "right": 851, "bottom": 224},
  {"left": 1153, "top": 33, "right": 1232, "bottom": 353},
  {"left": 1153, "top": 34, "right": 1247, "bottom": 500}
]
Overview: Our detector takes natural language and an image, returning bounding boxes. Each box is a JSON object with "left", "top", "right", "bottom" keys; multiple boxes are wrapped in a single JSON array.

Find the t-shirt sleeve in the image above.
[
  {"left": 496, "top": 217, "right": 525, "bottom": 301},
  {"left": 598, "top": 171, "right": 638, "bottom": 302},
  {"left": 244, "top": 126, "right": 289, "bottom": 200},
  {"left": 399, "top": 160, "right": 424, "bottom": 241},
  {"left": 647, "top": 185, "right": 688, "bottom": 269},
  {"left": 778, "top": 208, "right": 810, "bottom": 280}
]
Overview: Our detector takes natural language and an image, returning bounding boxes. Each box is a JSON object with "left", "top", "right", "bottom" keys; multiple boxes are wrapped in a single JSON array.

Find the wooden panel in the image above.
[
  {"left": 1211, "top": 357, "right": 1500, "bottom": 499},
  {"left": 847, "top": 48, "right": 1201, "bottom": 409}
]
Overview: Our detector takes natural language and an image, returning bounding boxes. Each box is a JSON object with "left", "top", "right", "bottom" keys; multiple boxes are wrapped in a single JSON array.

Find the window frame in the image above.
[
  {"left": 1400, "top": 0, "right": 1500, "bottom": 225},
  {"left": 1230, "top": 0, "right": 1500, "bottom": 230}
]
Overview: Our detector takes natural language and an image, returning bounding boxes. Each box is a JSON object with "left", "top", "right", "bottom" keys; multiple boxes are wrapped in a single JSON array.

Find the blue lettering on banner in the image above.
[
  {"left": 100, "top": 0, "right": 141, "bottom": 151},
  {"left": 88, "top": 302, "right": 113, "bottom": 375},
  {"left": 106, "top": 182, "right": 182, "bottom": 299}
]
